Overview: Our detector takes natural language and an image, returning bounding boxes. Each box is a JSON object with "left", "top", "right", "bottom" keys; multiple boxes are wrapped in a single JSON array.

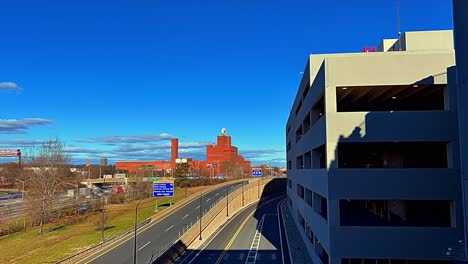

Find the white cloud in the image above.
[
  {"left": 78, "top": 133, "right": 172, "bottom": 145},
  {"left": 0, "top": 82, "right": 22, "bottom": 91},
  {"left": 0, "top": 118, "right": 53, "bottom": 134}
]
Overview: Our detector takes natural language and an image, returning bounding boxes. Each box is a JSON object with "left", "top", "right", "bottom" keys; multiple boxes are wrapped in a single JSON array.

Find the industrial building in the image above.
[
  {"left": 286, "top": 30, "right": 465, "bottom": 263},
  {"left": 116, "top": 130, "right": 251, "bottom": 178}
]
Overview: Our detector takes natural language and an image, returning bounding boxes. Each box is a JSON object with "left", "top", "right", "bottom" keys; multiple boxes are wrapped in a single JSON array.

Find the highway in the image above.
[
  {"left": 178, "top": 195, "right": 290, "bottom": 264},
  {"left": 79, "top": 181, "right": 245, "bottom": 264},
  {"left": 0, "top": 196, "right": 99, "bottom": 221}
]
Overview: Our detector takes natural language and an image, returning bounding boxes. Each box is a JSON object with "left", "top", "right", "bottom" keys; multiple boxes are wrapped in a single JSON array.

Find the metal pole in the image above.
[
  {"left": 241, "top": 171, "right": 244, "bottom": 207},
  {"left": 199, "top": 189, "right": 202, "bottom": 240},
  {"left": 134, "top": 197, "right": 145, "bottom": 264},
  {"left": 155, "top": 198, "right": 158, "bottom": 212},
  {"left": 101, "top": 196, "right": 105, "bottom": 243}
]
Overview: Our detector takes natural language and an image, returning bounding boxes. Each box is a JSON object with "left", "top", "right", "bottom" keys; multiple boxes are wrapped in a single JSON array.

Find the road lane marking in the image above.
[
  {"left": 138, "top": 241, "right": 151, "bottom": 251},
  {"left": 165, "top": 225, "right": 174, "bottom": 232},
  {"left": 277, "top": 200, "right": 285, "bottom": 264},
  {"left": 215, "top": 193, "right": 219, "bottom": 196},
  {"left": 183, "top": 202, "right": 260, "bottom": 264},
  {"left": 206, "top": 199, "right": 211, "bottom": 202},
  {"left": 183, "top": 214, "right": 189, "bottom": 219},
  {"left": 214, "top": 196, "right": 284, "bottom": 264},
  {"left": 80, "top": 181, "right": 254, "bottom": 264},
  {"left": 279, "top": 200, "right": 294, "bottom": 264},
  {"left": 196, "top": 205, "right": 200, "bottom": 209},
  {"left": 245, "top": 214, "right": 265, "bottom": 264}
]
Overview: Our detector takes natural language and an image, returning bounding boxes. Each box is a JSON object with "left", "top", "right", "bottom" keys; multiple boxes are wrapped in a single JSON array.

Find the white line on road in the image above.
[
  {"left": 206, "top": 199, "right": 211, "bottom": 202},
  {"left": 183, "top": 214, "right": 189, "bottom": 219},
  {"left": 138, "top": 241, "right": 151, "bottom": 251},
  {"left": 165, "top": 225, "right": 174, "bottom": 232},
  {"left": 215, "top": 193, "right": 219, "bottom": 196},
  {"left": 277, "top": 200, "right": 285, "bottom": 264},
  {"left": 196, "top": 205, "right": 200, "bottom": 209}
]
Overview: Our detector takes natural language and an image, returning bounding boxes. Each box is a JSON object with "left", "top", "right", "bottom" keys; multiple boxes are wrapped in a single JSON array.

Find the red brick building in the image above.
[
  {"left": 116, "top": 132, "right": 251, "bottom": 178},
  {"left": 205, "top": 134, "right": 251, "bottom": 177}
]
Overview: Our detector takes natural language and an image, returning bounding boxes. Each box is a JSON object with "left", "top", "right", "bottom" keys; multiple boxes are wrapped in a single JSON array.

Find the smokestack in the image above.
[{"left": 171, "top": 138, "right": 179, "bottom": 169}]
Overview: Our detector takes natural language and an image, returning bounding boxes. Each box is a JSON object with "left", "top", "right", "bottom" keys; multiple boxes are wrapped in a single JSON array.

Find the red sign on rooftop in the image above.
[{"left": 362, "top": 47, "right": 377, "bottom": 52}]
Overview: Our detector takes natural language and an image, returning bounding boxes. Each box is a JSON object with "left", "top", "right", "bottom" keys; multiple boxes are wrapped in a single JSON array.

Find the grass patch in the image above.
[{"left": 0, "top": 186, "right": 204, "bottom": 264}]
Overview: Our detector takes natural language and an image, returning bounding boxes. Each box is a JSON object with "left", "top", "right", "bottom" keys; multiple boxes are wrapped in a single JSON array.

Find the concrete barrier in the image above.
[{"left": 154, "top": 178, "right": 279, "bottom": 263}]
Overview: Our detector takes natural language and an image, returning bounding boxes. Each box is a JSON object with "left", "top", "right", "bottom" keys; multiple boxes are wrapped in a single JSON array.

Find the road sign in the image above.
[
  {"left": 252, "top": 168, "right": 262, "bottom": 177},
  {"left": 153, "top": 182, "right": 174, "bottom": 197},
  {"left": 152, "top": 177, "right": 160, "bottom": 181},
  {"left": 0, "top": 149, "right": 21, "bottom": 157}
]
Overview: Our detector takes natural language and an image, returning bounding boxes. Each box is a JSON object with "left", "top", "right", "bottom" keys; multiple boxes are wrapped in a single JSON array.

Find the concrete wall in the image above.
[
  {"left": 287, "top": 30, "right": 463, "bottom": 263},
  {"left": 454, "top": 0, "right": 468, "bottom": 260}
]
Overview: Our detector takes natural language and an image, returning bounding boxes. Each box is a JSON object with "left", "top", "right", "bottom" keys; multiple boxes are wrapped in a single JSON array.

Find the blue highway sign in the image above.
[
  {"left": 153, "top": 182, "right": 174, "bottom": 197},
  {"left": 252, "top": 168, "right": 263, "bottom": 177}
]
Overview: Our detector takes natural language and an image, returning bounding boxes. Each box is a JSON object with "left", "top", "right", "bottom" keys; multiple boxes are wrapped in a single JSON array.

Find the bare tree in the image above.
[{"left": 25, "top": 138, "right": 70, "bottom": 235}]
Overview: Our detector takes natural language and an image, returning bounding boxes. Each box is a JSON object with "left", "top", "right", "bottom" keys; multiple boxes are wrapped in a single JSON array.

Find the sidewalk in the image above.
[{"left": 281, "top": 201, "right": 314, "bottom": 264}]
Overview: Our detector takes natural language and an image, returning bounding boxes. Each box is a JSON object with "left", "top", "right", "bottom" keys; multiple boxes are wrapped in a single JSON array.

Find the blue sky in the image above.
[{"left": 0, "top": 0, "right": 454, "bottom": 165}]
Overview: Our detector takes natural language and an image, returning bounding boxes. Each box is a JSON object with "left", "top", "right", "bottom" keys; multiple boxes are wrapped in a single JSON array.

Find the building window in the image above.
[
  {"left": 338, "top": 142, "right": 448, "bottom": 169},
  {"left": 315, "top": 239, "right": 329, "bottom": 264},
  {"left": 314, "top": 193, "right": 328, "bottom": 220},
  {"left": 311, "top": 95, "right": 325, "bottom": 126},
  {"left": 305, "top": 188, "right": 313, "bottom": 207},
  {"left": 288, "top": 160, "right": 292, "bottom": 170},
  {"left": 304, "top": 151, "right": 312, "bottom": 169},
  {"left": 287, "top": 124, "right": 291, "bottom": 135},
  {"left": 340, "top": 200, "right": 452, "bottom": 227},
  {"left": 312, "top": 145, "right": 326, "bottom": 169},
  {"left": 305, "top": 223, "right": 314, "bottom": 245},
  {"left": 298, "top": 211, "right": 305, "bottom": 230},
  {"left": 296, "top": 125, "right": 303, "bottom": 143},
  {"left": 297, "top": 184, "right": 305, "bottom": 199},
  {"left": 295, "top": 100, "right": 303, "bottom": 117},
  {"left": 336, "top": 85, "right": 446, "bottom": 112},
  {"left": 287, "top": 141, "right": 291, "bottom": 152},
  {"left": 296, "top": 155, "right": 304, "bottom": 169},
  {"left": 303, "top": 112, "right": 311, "bottom": 134},
  {"left": 288, "top": 179, "right": 292, "bottom": 189}
]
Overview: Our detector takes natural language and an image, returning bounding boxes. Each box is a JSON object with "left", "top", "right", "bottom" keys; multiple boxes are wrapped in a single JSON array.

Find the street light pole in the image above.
[
  {"left": 241, "top": 170, "right": 244, "bottom": 207},
  {"left": 199, "top": 189, "right": 203, "bottom": 240},
  {"left": 134, "top": 196, "right": 146, "bottom": 264},
  {"left": 15, "top": 179, "right": 25, "bottom": 200},
  {"left": 226, "top": 184, "right": 229, "bottom": 217}
]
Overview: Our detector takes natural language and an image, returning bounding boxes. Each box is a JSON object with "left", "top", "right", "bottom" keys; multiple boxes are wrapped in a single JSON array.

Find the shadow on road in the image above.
[{"left": 154, "top": 178, "right": 288, "bottom": 264}]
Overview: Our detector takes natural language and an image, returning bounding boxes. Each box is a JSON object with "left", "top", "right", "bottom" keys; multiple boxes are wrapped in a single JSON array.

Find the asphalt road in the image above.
[
  {"left": 179, "top": 195, "right": 290, "bottom": 264},
  {"left": 80, "top": 181, "right": 245, "bottom": 264}
]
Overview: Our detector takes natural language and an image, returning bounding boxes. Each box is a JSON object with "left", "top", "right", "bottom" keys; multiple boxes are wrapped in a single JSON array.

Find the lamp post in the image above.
[
  {"left": 199, "top": 189, "right": 203, "bottom": 240},
  {"left": 241, "top": 169, "right": 244, "bottom": 207},
  {"left": 226, "top": 184, "right": 229, "bottom": 217},
  {"left": 269, "top": 159, "right": 280, "bottom": 177},
  {"left": 15, "top": 179, "right": 25, "bottom": 200},
  {"left": 133, "top": 196, "right": 146, "bottom": 264}
]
